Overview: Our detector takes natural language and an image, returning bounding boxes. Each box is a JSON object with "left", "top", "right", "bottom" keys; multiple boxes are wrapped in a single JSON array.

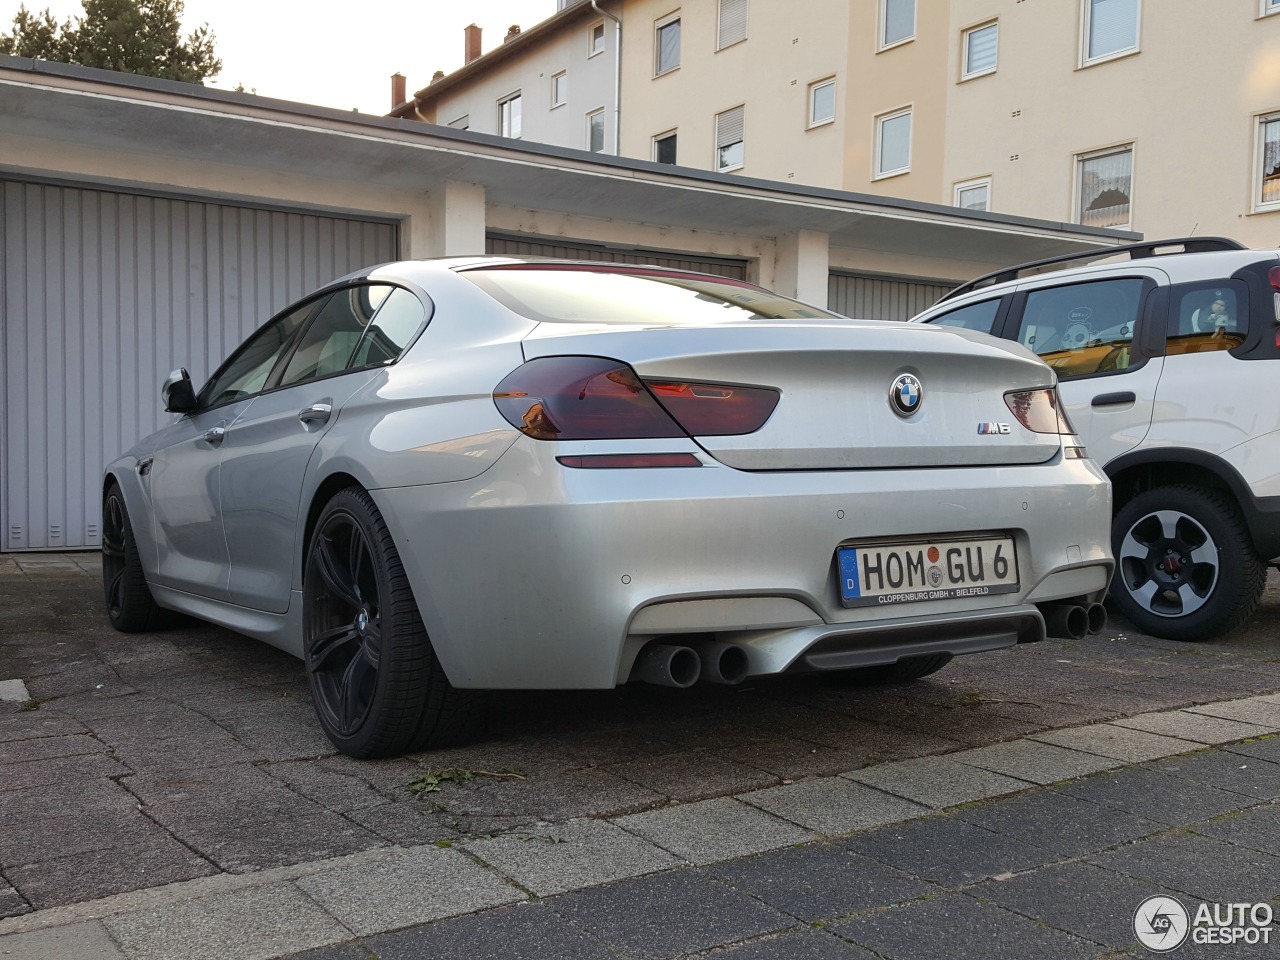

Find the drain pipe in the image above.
[{"left": 591, "top": 0, "right": 622, "bottom": 155}]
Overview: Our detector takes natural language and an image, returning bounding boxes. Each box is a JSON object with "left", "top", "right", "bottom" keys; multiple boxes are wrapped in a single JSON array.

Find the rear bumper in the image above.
[{"left": 372, "top": 441, "right": 1112, "bottom": 689}]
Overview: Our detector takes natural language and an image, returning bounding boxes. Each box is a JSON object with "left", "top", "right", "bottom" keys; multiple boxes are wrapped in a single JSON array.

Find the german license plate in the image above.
[{"left": 837, "top": 536, "right": 1018, "bottom": 608}]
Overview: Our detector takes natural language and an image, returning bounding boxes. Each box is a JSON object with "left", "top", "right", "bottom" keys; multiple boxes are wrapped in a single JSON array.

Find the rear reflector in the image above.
[
  {"left": 644, "top": 380, "right": 779, "bottom": 436},
  {"left": 1005, "top": 387, "right": 1076, "bottom": 435},
  {"left": 557, "top": 453, "right": 702, "bottom": 469}
]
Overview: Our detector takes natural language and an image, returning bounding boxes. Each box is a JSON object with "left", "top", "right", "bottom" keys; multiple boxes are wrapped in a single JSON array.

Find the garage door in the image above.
[
  {"left": 828, "top": 271, "right": 954, "bottom": 322},
  {"left": 0, "top": 180, "right": 398, "bottom": 551},
  {"left": 486, "top": 234, "right": 749, "bottom": 280}
]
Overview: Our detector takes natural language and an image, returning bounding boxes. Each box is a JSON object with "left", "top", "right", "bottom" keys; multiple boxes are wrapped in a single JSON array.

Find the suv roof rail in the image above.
[{"left": 937, "top": 236, "right": 1248, "bottom": 304}]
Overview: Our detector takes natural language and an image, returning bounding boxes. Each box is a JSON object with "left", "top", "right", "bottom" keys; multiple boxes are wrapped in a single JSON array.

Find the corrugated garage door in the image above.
[
  {"left": 828, "top": 271, "right": 954, "bottom": 322},
  {"left": 0, "top": 180, "right": 397, "bottom": 551},
  {"left": 486, "top": 234, "right": 749, "bottom": 280}
]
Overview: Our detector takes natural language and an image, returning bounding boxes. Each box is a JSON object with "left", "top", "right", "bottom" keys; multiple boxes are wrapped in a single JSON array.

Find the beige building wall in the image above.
[
  {"left": 840, "top": 0, "right": 949, "bottom": 201},
  {"left": 414, "top": 11, "right": 619, "bottom": 154},
  {"left": 617, "top": 0, "right": 850, "bottom": 187},
  {"left": 945, "top": 0, "right": 1280, "bottom": 246}
]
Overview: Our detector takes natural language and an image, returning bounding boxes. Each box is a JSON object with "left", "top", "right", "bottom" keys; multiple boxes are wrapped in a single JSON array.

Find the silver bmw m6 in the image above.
[{"left": 102, "top": 259, "right": 1113, "bottom": 757}]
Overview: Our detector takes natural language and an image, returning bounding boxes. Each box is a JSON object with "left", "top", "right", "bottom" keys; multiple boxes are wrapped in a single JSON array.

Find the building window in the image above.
[
  {"left": 654, "top": 130, "right": 678, "bottom": 165},
  {"left": 551, "top": 71, "right": 567, "bottom": 108},
  {"left": 1083, "top": 0, "right": 1139, "bottom": 65},
  {"left": 881, "top": 0, "right": 915, "bottom": 49},
  {"left": 589, "top": 21, "right": 605, "bottom": 56},
  {"left": 1257, "top": 114, "right": 1280, "bottom": 209},
  {"left": 715, "top": 105, "right": 745, "bottom": 172},
  {"left": 809, "top": 79, "right": 836, "bottom": 127},
  {"left": 588, "top": 109, "right": 606, "bottom": 153},
  {"left": 447, "top": 114, "right": 469, "bottom": 130},
  {"left": 656, "top": 14, "right": 681, "bottom": 76},
  {"left": 1264, "top": 0, "right": 1280, "bottom": 16},
  {"left": 1077, "top": 146, "right": 1133, "bottom": 228},
  {"left": 718, "top": 0, "right": 748, "bottom": 49},
  {"left": 875, "top": 108, "right": 912, "bottom": 178},
  {"left": 499, "top": 93, "right": 522, "bottom": 139},
  {"left": 954, "top": 177, "right": 991, "bottom": 211},
  {"left": 962, "top": 22, "right": 998, "bottom": 79}
]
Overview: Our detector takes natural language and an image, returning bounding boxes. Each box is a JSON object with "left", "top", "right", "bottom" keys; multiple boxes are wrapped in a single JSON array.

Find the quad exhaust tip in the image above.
[
  {"left": 630, "top": 640, "right": 751, "bottom": 687},
  {"left": 1038, "top": 601, "right": 1108, "bottom": 640}
]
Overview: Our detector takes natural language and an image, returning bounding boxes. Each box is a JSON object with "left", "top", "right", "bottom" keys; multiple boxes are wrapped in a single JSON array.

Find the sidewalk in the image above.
[{"left": 2, "top": 696, "right": 1277, "bottom": 960}]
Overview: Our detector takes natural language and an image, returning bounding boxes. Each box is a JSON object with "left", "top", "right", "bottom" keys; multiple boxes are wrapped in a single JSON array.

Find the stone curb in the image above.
[{"left": 2, "top": 695, "right": 1277, "bottom": 959}]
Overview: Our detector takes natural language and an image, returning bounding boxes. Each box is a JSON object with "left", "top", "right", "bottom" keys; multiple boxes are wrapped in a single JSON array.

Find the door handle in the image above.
[
  {"left": 1092, "top": 391, "right": 1136, "bottom": 407},
  {"left": 203, "top": 426, "right": 226, "bottom": 446},
  {"left": 298, "top": 402, "right": 333, "bottom": 425}
]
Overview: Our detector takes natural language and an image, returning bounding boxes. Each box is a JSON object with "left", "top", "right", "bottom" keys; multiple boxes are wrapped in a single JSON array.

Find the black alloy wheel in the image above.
[
  {"left": 303, "top": 486, "right": 480, "bottom": 758},
  {"left": 101, "top": 482, "right": 164, "bottom": 632}
]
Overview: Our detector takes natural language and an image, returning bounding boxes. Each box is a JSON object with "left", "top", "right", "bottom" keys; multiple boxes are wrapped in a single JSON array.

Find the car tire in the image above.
[
  {"left": 1110, "top": 484, "right": 1266, "bottom": 642},
  {"left": 827, "top": 653, "right": 952, "bottom": 686},
  {"left": 101, "top": 482, "right": 166, "bottom": 632},
  {"left": 303, "top": 486, "right": 481, "bottom": 758}
]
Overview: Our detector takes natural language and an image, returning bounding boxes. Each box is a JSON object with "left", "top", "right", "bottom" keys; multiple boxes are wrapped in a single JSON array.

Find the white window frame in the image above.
[
  {"left": 1081, "top": 0, "right": 1141, "bottom": 68},
  {"left": 717, "top": 0, "right": 748, "bottom": 50},
  {"left": 1075, "top": 144, "right": 1134, "bottom": 229},
  {"left": 589, "top": 20, "right": 606, "bottom": 57},
  {"left": 1261, "top": 0, "right": 1280, "bottom": 17},
  {"left": 655, "top": 12, "right": 681, "bottom": 77},
  {"left": 498, "top": 92, "right": 522, "bottom": 139},
  {"left": 879, "top": 0, "right": 915, "bottom": 51},
  {"left": 587, "top": 108, "right": 606, "bottom": 153},
  {"left": 551, "top": 71, "right": 567, "bottom": 108},
  {"left": 961, "top": 21, "right": 998, "bottom": 80},
  {"left": 808, "top": 78, "right": 836, "bottom": 128},
  {"left": 954, "top": 177, "right": 992, "bottom": 211},
  {"left": 874, "top": 107, "right": 912, "bottom": 179},
  {"left": 1254, "top": 112, "right": 1280, "bottom": 212},
  {"left": 653, "top": 129, "right": 678, "bottom": 164},
  {"left": 715, "top": 105, "right": 745, "bottom": 173}
]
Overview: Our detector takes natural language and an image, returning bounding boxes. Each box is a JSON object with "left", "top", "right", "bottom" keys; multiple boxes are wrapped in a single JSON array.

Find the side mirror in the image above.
[{"left": 163, "top": 368, "right": 197, "bottom": 413}]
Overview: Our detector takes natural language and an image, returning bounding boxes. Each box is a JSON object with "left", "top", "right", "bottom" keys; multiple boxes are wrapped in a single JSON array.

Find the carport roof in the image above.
[{"left": 0, "top": 56, "right": 1139, "bottom": 267}]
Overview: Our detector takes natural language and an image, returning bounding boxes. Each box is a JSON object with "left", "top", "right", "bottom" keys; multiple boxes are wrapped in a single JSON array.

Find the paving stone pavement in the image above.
[{"left": 2, "top": 556, "right": 1280, "bottom": 958}]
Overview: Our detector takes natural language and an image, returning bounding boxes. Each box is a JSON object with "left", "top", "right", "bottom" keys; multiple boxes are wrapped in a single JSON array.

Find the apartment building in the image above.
[{"left": 391, "top": 0, "right": 1280, "bottom": 248}]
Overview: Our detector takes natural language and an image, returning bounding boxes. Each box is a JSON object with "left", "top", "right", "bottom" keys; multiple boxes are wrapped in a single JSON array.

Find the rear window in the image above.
[{"left": 461, "top": 266, "right": 839, "bottom": 325}]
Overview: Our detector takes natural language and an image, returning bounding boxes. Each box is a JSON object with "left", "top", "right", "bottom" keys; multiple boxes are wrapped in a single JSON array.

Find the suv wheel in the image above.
[{"left": 1110, "top": 485, "right": 1266, "bottom": 641}]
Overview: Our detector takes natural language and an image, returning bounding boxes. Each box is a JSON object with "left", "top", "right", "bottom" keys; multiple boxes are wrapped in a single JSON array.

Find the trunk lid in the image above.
[{"left": 521, "top": 319, "right": 1063, "bottom": 470}]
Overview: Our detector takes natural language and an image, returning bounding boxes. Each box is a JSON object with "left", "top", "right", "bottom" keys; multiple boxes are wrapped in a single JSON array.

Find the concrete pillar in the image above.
[
  {"left": 419, "top": 180, "right": 486, "bottom": 258},
  {"left": 773, "top": 229, "right": 830, "bottom": 308}
]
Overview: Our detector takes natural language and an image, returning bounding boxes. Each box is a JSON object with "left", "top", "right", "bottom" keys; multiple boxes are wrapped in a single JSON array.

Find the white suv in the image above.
[{"left": 913, "top": 237, "right": 1280, "bottom": 641}]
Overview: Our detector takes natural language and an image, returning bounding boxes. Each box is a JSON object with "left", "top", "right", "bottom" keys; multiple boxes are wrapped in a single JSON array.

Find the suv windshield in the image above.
[{"left": 462, "top": 265, "right": 838, "bottom": 325}]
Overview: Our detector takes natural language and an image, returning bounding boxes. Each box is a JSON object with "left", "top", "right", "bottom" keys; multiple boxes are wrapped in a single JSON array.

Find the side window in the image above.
[
  {"left": 1167, "top": 281, "right": 1248, "bottom": 355},
  {"left": 279, "top": 285, "right": 393, "bottom": 387},
  {"left": 199, "top": 301, "right": 314, "bottom": 408},
  {"left": 1016, "top": 278, "right": 1145, "bottom": 378},
  {"left": 927, "top": 298, "right": 1001, "bottom": 334},
  {"left": 350, "top": 288, "right": 427, "bottom": 368}
]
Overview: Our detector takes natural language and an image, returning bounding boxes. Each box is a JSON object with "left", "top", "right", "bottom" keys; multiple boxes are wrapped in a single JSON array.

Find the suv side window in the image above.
[
  {"left": 1167, "top": 280, "right": 1248, "bottom": 355},
  {"left": 279, "top": 285, "right": 394, "bottom": 387},
  {"left": 198, "top": 301, "right": 315, "bottom": 409},
  {"left": 1015, "top": 278, "right": 1145, "bottom": 379},
  {"left": 926, "top": 298, "right": 1001, "bottom": 334}
]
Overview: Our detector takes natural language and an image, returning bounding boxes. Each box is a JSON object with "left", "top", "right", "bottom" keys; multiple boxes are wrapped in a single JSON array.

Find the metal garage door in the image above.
[
  {"left": 0, "top": 180, "right": 398, "bottom": 551},
  {"left": 828, "top": 271, "right": 954, "bottom": 322},
  {"left": 486, "top": 233, "right": 749, "bottom": 280}
]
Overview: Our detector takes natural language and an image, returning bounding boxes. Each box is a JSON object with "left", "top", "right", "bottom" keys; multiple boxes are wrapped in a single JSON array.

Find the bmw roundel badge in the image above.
[{"left": 889, "top": 373, "right": 923, "bottom": 418}]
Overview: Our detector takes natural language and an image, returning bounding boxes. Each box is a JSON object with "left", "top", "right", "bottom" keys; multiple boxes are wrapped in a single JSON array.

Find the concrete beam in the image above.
[
  {"left": 423, "top": 181, "right": 486, "bottom": 258},
  {"left": 774, "top": 229, "right": 830, "bottom": 306}
]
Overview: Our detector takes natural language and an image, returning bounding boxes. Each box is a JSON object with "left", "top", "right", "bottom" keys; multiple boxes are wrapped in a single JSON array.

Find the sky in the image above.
[{"left": 0, "top": 0, "right": 559, "bottom": 114}]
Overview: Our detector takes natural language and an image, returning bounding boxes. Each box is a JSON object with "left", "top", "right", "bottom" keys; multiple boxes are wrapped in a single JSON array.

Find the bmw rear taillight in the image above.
[
  {"left": 1005, "top": 387, "right": 1076, "bottom": 435},
  {"left": 493, "top": 356, "right": 778, "bottom": 440}
]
